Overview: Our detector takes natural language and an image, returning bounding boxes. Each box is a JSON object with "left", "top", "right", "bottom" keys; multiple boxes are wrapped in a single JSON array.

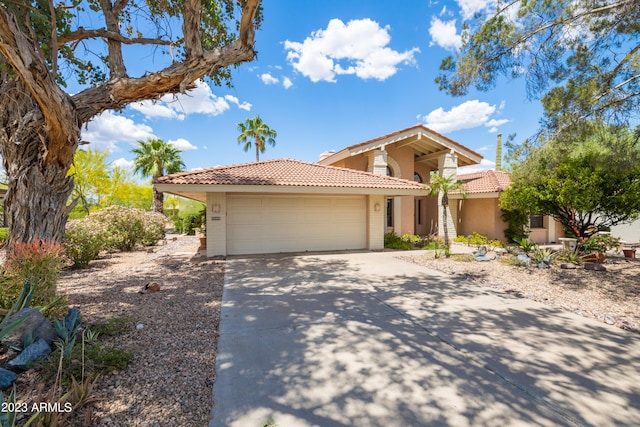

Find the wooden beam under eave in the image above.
[{"left": 415, "top": 149, "right": 448, "bottom": 164}]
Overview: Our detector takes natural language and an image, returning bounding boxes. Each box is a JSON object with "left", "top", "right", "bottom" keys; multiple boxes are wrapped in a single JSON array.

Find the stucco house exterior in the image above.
[
  {"left": 154, "top": 158, "right": 426, "bottom": 256},
  {"left": 318, "top": 124, "right": 483, "bottom": 239}
]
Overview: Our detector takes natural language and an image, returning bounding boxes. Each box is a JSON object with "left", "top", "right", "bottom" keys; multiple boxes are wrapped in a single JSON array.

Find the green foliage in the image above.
[
  {"left": 69, "top": 148, "right": 154, "bottom": 214},
  {"left": 501, "top": 209, "right": 529, "bottom": 243},
  {"left": 384, "top": 233, "right": 412, "bottom": 250},
  {"left": 513, "top": 237, "right": 537, "bottom": 254},
  {"left": 0, "top": 228, "right": 9, "bottom": 247},
  {"left": 87, "top": 206, "right": 166, "bottom": 252},
  {"left": 90, "top": 317, "right": 132, "bottom": 337},
  {"left": 436, "top": 1, "right": 640, "bottom": 131},
  {"left": 237, "top": 116, "right": 277, "bottom": 161},
  {"left": 132, "top": 138, "right": 185, "bottom": 179},
  {"left": 454, "top": 232, "right": 505, "bottom": 249},
  {"left": 555, "top": 249, "right": 583, "bottom": 265},
  {"left": 500, "top": 124, "right": 640, "bottom": 238},
  {"left": 531, "top": 247, "right": 555, "bottom": 264},
  {"left": 64, "top": 219, "right": 105, "bottom": 269},
  {"left": 428, "top": 173, "right": 465, "bottom": 249},
  {"left": 2, "top": 240, "right": 66, "bottom": 309},
  {"left": 577, "top": 234, "right": 621, "bottom": 254}
]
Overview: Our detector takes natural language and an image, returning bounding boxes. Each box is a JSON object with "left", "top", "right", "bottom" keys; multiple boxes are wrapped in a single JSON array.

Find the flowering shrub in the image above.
[
  {"left": 577, "top": 233, "right": 621, "bottom": 254},
  {"left": 64, "top": 219, "right": 107, "bottom": 268},
  {"left": 2, "top": 240, "right": 66, "bottom": 308},
  {"left": 63, "top": 206, "right": 167, "bottom": 268}
]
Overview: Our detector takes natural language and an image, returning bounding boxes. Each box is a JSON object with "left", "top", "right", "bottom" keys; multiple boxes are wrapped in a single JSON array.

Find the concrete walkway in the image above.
[{"left": 211, "top": 251, "right": 640, "bottom": 427}]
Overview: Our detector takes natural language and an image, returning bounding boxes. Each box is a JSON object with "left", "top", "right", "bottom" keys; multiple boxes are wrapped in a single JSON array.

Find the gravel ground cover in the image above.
[
  {"left": 10, "top": 234, "right": 223, "bottom": 426},
  {"left": 402, "top": 249, "right": 640, "bottom": 333}
]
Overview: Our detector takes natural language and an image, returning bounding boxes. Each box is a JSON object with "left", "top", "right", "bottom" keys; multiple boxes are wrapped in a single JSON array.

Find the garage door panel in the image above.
[{"left": 226, "top": 195, "right": 366, "bottom": 255}]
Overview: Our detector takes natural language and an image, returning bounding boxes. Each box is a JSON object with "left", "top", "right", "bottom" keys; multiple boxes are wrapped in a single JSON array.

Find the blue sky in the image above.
[{"left": 80, "top": 0, "right": 544, "bottom": 175}]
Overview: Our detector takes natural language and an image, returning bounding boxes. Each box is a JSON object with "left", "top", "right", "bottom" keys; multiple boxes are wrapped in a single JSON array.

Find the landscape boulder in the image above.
[
  {"left": 0, "top": 368, "right": 17, "bottom": 390},
  {"left": 584, "top": 263, "right": 607, "bottom": 272},
  {"left": 7, "top": 338, "right": 51, "bottom": 371},
  {"left": 2, "top": 308, "right": 58, "bottom": 348}
]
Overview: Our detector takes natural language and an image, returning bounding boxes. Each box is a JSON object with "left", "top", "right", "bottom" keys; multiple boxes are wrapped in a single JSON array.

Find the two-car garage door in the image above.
[{"left": 226, "top": 195, "right": 367, "bottom": 255}]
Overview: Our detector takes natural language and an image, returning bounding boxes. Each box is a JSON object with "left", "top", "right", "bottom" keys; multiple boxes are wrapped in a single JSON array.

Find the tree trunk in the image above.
[
  {"left": 153, "top": 187, "right": 164, "bottom": 214},
  {"left": 0, "top": 73, "right": 79, "bottom": 247}
]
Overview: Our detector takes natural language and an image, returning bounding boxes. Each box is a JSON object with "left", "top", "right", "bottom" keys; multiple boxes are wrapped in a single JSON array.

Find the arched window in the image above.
[{"left": 414, "top": 172, "right": 422, "bottom": 183}]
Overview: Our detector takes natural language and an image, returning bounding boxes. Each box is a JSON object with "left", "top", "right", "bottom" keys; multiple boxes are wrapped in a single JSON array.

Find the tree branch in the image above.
[
  {"left": 0, "top": 7, "right": 79, "bottom": 163},
  {"left": 99, "top": 0, "right": 127, "bottom": 79},
  {"left": 58, "top": 27, "right": 173, "bottom": 46},
  {"left": 47, "top": 0, "right": 58, "bottom": 79},
  {"left": 183, "top": 0, "right": 203, "bottom": 59}
]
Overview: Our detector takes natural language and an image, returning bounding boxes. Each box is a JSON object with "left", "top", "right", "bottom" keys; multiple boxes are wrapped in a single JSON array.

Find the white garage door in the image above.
[{"left": 227, "top": 195, "right": 367, "bottom": 255}]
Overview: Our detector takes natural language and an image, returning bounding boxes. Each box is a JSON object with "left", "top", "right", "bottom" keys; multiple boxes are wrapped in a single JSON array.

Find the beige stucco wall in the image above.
[
  {"left": 455, "top": 197, "right": 507, "bottom": 241},
  {"left": 206, "top": 192, "right": 227, "bottom": 257},
  {"left": 367, "top": 194, "right": 385, "bottom": 250}
]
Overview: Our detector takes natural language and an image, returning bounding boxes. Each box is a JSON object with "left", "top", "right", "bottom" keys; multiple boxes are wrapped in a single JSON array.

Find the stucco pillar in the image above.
[
  {"left": 368, "top": 149, "right": 388, "bottom": 175},
  {"left": 436, "top": 152, "right": 458, "bottom": 240},
  {"left": 367, "top": 194, "right": 385, "bottom": 250},
  {"left": 206, "top": 192, "right": 226, "bottom": 257}
]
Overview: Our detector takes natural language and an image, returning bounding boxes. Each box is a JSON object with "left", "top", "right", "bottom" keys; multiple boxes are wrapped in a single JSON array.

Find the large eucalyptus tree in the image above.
[{"left": 0, "top": 0, "right": 262, "bottom": 245}]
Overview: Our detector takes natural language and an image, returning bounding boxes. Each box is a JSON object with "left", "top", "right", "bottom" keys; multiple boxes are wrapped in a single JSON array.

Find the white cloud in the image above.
[
  {"left": 168, "top": 138, "right": 197, "bottom": 151},
  {"left": 458, "top": 158, "right": 496, "bottom": 174},
  {"left": 429, "top": 17, "right": 461, "bottom": 50},
  {"left": 282, "top": 77, "right": 293, "bottom": 89},
  {"left": 420, "top": 100, "right": 508, "bottom": 133},
  {"left": 260, "top": 73, "right": 279, "bottom": 85},
  {"left": 224, "top": 95, "right": 252, "bottom": 111},
  {"left": 456, "top": 0, "right": 494, "bottom": 20},
  {"left": 111, "top": 157, "right": 135, "bottom": 170},
  {"left": 82, "top": 111, "right": 156, "bottom": 152},
  {"left": 129, "top": 80, "right": 251, "bottom": 119},
  {"left": 284, "top": 18, "right": 419, "bottom": 83}
]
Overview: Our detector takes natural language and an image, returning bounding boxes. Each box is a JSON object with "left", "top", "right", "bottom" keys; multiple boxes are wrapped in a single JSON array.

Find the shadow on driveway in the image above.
[{"left": 211, "top": 252, "right": 640, "bottom": 427}]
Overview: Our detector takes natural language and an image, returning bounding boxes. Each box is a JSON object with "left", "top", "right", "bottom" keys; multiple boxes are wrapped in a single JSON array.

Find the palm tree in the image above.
[
  {"left": 132, "top": 138, "right": 185, "bottom": 213},
  {"left": 237, "top": 116, "right": 277, "bottom": 161},
  {"left": 428, "top": 173, "right": 466, "bottom": 254}
]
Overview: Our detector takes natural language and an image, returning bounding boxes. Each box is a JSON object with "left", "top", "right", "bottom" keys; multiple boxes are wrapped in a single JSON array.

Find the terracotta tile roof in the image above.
[
  {"left": 154, "top": 158, "right": 427, "bottom": 190},
  {"left": 452, "top": 170, "right": 512, "bottom": 194}
]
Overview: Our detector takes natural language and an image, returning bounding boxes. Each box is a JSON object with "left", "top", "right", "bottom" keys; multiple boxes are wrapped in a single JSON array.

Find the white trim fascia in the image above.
[
  {"left": 155, "top": 183, "right": 427, "bottom": 197},
  {"left": 449, "top": 192, "right": 501, "bottom": 200}
]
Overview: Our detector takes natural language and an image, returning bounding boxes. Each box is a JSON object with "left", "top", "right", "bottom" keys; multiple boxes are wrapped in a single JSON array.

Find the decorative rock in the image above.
[
  {"left": 7, "top": 338, "right": 51, "bottom": 371},
  {"left": 537, "top": 261, "right": 550, "bottom": 269},
  {"left": 486, "top": 251, "right": 497, "bottom": 260},
  {"left": 139, "top": 282, "right": 161, "bottom": 294},
  {"left": 474, "top": 246, "right": 488, "bottom": 256},
  {"left": 136, "top": 324, "right": 144, "bottom": 330},
  {"left": 560, "top": 263, "right": 577, "bottom": 269},
  {"left": 3, "top": 308, "right": 58, "bottom": 348},
  {"left": 585, "top": 263, "right": 607, "bottom": 272},
  {"left": 63, "top": 308, "right": 82, "bottom": 333},
  {"left": 516, "top": 254, "right": 531, "bottom": 267},
  {"left": 475, "top": 255, "right": 491, "bottom": 262},
  {"left": 0, "top": 368, "right": 17, "bottom": 390}
]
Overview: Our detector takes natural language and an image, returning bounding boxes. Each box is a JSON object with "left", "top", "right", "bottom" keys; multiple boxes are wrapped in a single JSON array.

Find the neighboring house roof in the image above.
[
  {"left": 450, "top": 170, "right": 512, "bottom": 197},
  {"left": 155, "top": 159, "right": 427, "bottom": 202},
  {"left": 319, "top": 123, "right": 483, "bottom": 168}
]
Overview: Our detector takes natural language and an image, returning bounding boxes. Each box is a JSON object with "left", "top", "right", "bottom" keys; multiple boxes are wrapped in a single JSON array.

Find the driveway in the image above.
[{"left": 211, "top": 251, "right": 640, "bottom": 426}]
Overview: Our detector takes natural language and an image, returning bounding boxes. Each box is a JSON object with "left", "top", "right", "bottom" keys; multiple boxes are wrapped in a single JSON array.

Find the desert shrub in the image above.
[
  {"left": 178, "top": 210, "right": 204, "bottom": 235},
  {"left": 453, "top": 235, "right": 468, "bottom": 244},
  {"left": 141, "top": 211, "right": 168, "bottom": 246},
  {"left": 555, "top": 249, "right": 583, "bottom": 265},
  {"left": 455, "top": 232, "right": 505, "bottom": 249},
  {"left": 2, "top": 240, "right": 66, "bottom": 309},
  {"left": 384, "top": 233, "right": 412, "bottom": 250},
  {"left": 501, "top": 209, "right": 529, "bottom": 243},
  {"left": 64, "top": 219, "right": 107, "bottom": 269},
  {"left": 89, "top": 206, "right": 166, "bottom": 251},
  {"left": 0, "top": 227, "right": 9, "bottom": 246},
  {"left": 422, "top": 235, "right": 447, "bottom": 250},
  {"left": 400, "top": 234, "right": 421, "bottom": 244}
]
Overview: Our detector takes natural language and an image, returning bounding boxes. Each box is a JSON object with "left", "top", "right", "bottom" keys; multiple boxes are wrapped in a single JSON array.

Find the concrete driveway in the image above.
[{"left": 211, "top": 251, "right": 640, "bottom": 427}]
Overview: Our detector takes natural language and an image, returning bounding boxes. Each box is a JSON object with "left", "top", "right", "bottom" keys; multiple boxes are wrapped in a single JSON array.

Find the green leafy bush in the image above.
[
  {"left": 384, "top": 233, "right": 412, "bottom": 250},
  {"left": 2, "top": 240, "right": 66, "bottom": 309},
  {"left": 87, "top": 206, "right": 166, "bottom": 252},
  {"left": 0, "top": 227, "right": 9, "bottom": 246},
  {"left": 454, "top": 232, "right": 505, "bottom": 249},
  {"left": 577, "top": 233, "right": 621, "bottom": 254},
  {"left": 501, "top": 209, "right": 529, "bottom": 243},
  {"left": 64, "top": 219, "right": 106, "bottom": 269}
]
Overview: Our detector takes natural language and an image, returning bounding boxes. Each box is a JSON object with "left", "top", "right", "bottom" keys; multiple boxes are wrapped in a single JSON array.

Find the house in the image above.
[
  {"left": 318, "top": 124, "right": 483, "bottom": 238},
  {"left": 154, "top": 159, "right": 426, "bottom": 256}
]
